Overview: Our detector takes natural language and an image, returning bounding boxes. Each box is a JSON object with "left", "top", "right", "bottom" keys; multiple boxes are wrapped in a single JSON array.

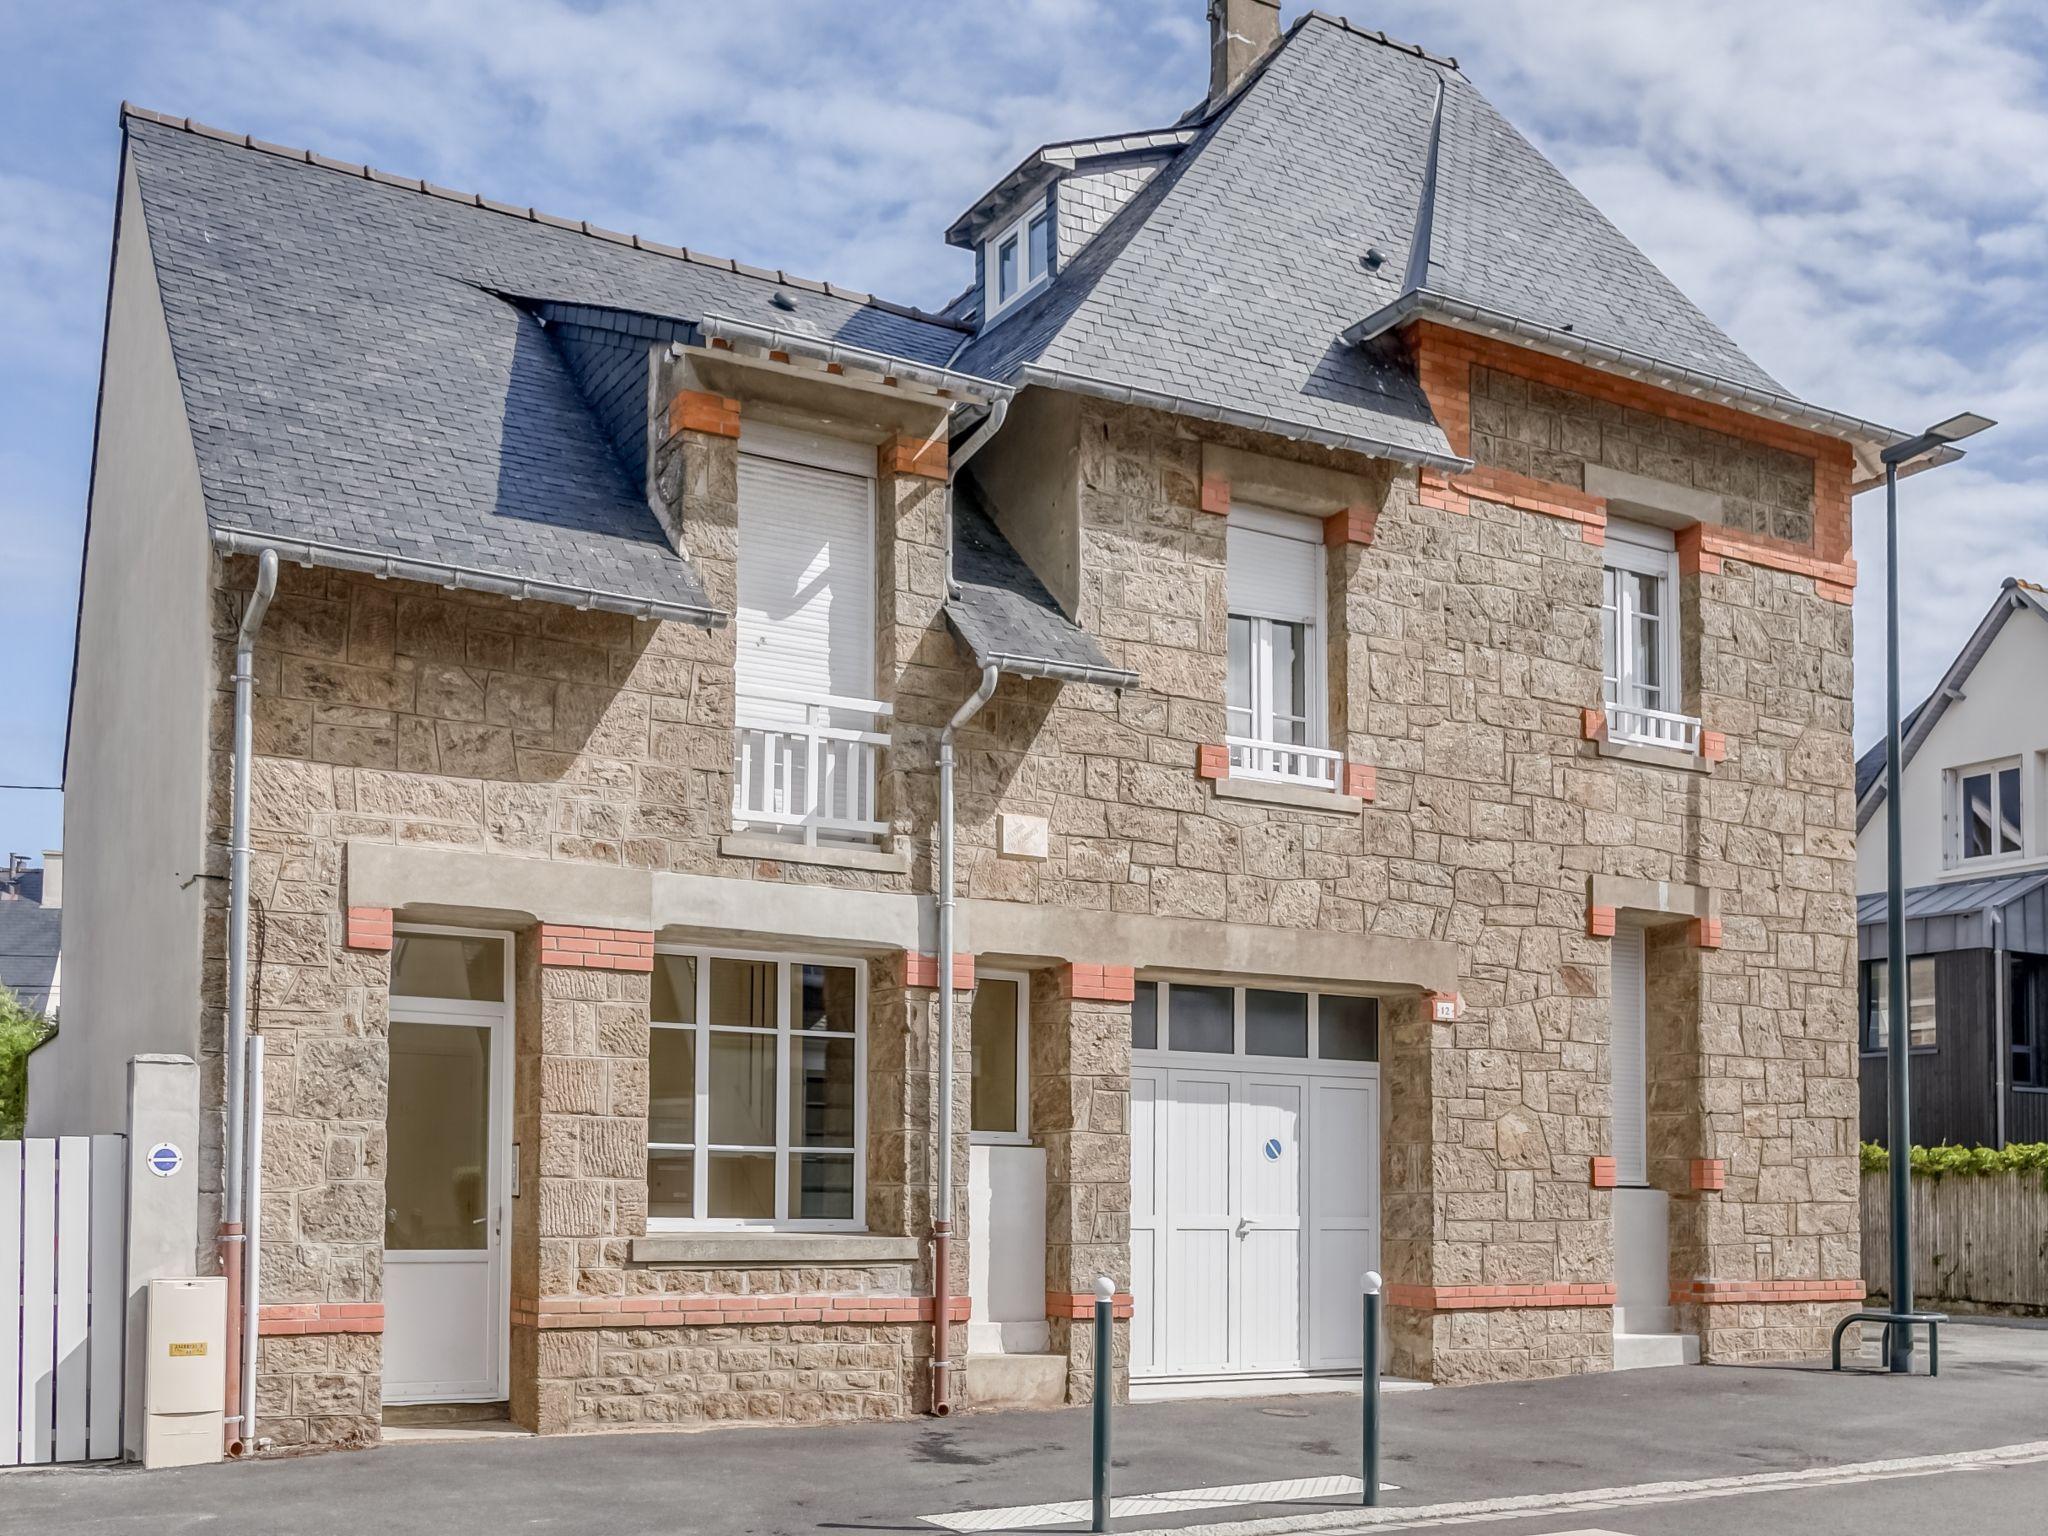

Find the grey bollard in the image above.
[{"left": 1362, "top": 1270, "right": 1382, "bottom": 1506}]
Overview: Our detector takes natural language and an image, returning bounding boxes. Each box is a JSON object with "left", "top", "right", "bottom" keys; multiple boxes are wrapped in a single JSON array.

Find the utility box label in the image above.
[{"left": 167, "top": 1341, "right": 208, "bottom": 1358}]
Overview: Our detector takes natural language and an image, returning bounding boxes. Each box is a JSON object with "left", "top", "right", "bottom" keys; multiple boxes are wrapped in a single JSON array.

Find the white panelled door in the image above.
[{"left": 1131, "top": 1050, "right": 1377, "bottom": 1381}]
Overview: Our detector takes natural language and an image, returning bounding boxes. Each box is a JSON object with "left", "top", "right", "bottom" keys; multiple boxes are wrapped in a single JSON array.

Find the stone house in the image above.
[{"left": 40, "top": 0, "right": 1934, "bottom": 1452}]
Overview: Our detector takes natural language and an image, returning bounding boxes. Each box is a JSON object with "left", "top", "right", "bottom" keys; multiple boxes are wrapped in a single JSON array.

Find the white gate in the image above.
[{"left": 2, "top": 1136, "right": 127, "bottom": 1464}]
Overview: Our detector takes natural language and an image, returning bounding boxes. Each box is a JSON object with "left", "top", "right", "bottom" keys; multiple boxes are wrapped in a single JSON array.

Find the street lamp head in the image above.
[{"left": 1926, "top": 411, "right": 1995, "bottom": 445}]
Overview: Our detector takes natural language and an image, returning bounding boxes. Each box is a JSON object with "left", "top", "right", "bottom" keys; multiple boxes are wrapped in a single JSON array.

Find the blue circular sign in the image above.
[
  {"left": 1263, "top": 1138, "right": 1283, "bottom": 1162},
  {"left": 147, "top": 1142, "right": 184, "bottom": 1178}
]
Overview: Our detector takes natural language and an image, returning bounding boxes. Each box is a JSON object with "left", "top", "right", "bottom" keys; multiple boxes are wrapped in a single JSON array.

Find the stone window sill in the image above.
[
  {"left": 630, "top": 1233, "right": 921, "bottom": 1266},
  {"left": 1211, "top": 776, "right": 1363, "bottom": 815},
  {"left": 1596, "top": 737, "right": 1713, "bottom": 775},
  {"left": 720, "top": 833, "right": 911, "bottom": 874}
]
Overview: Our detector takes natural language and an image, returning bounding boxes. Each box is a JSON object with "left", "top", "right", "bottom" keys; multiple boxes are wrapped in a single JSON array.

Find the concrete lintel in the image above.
[
  {"left": 346, "top": 842, "right": 655, "bottom": 930},
  {"left": 629, "top": 1234, "right": 920, "bottom": 1266},
  {"left": 1201, "top": 441, "right": 1375, "bottom": 518},
  {"left": 963, "top": 898, "right": 1459, "bottom": 994},
  {"left": 1213, "top": 776, "right": 1363, "bottom": 816},
  {"left": 1584, "top": 464, "right": 1725, "bottom": 529},
  {"left": 1589, "top": 873, "right": 1717, "bottom": 924},
  {"left": 653, "top": 869, "right": 930, "bottom": 955}
]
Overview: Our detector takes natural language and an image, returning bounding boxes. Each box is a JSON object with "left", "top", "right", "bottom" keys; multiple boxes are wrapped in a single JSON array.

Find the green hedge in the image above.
[{"left": 1860, "top": 1140, "right": 2048, "bottom": 1180}]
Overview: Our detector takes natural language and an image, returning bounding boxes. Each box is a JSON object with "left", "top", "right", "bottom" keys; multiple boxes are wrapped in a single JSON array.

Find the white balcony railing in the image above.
[
  {"left": 1226, "top": 736, "right": 1343, "bottom": 791},
  {"left": 1607, "top": 703, "right": 1702, "bottom": 754},
  {"left": 732, "top": 686, "right": 892, "bottom": 845}
]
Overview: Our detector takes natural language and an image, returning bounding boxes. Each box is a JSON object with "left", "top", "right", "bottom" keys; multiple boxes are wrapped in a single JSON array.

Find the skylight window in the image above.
[{"left": 984, "top": 195, "right": 1052, "bottom": 323}]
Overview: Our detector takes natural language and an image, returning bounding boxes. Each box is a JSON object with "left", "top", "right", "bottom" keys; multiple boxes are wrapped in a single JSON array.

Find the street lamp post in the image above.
[{"left": 1877, "top": 410, "right": 1993, "bottom": 1373}]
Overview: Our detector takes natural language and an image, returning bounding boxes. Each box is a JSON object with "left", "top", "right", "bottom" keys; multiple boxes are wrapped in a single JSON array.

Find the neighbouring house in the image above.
[
  {"left": 37, "top": 0, "right": 1943, "bottom": 1452},
  {"left": 1, "top": 851, "right": 62, "bottom": 1017},
  {"left": 1855, "top": 578, "right": 2048, "bottom": 1149}
]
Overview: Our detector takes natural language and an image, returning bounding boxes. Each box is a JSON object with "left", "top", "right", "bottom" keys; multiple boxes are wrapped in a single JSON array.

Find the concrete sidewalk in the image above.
[{"left": 6, "top": 1320, "right": 2043, "bottom": 1535}]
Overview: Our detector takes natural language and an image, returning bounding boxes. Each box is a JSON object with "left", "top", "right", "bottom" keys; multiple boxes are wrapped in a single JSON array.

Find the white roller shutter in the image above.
[
  {"left": 736, "top": 451, "right": 874, "bottom": 720},
  {"left": 1226, "top": 506, "right": 1320, "bottom": 622},
  {"left": 1610, "top": 924, "right": 1648, "bottom": 1187}
]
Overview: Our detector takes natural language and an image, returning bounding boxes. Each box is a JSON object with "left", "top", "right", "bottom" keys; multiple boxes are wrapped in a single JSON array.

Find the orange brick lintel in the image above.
[
  {"left": 880, "top": 433, "right": 948, "bottom": 479},
  {"left": 344, "top": 906, "right": 394, "bottom": 951},
  {"left": 667, "top": 389, "right": 741, "bottom": 439},
  {"left": 539, "top": 923, "right": 655, "bottom": 972},
  {"left": 1671, "top": 1278, "right": 1863, "bottom": 1306},
  {"left": 513, "top": 1294, "right": 970, "bottom": 1330},
  {"left": 901, "top": 951, "right": 976, "bottom": 991},
  {"left": 1385, "top": 1282, "right": 1617, "bottom": 1313},
  {"left": 258, "top": 1302, "right": 385, "bottom": 1336},
  {"left": 1065, "top": 963, "right": 1136, "bottom": 1003},
  {"left": 1443, "top": 464, "right": 1609, "bottom": 539},
  {"left": 1323, "top": 505, "right": 1379, "bottom": 546},
  {"left": 1047, "top": 1291, "right": 1135, "bottom": 1320},
  {"left": 1199, "top": 474, "right": 1232, "bottom": 515},
  {"left": 1689, "top": 1157, "right": 1728, "bottom": 1192}
]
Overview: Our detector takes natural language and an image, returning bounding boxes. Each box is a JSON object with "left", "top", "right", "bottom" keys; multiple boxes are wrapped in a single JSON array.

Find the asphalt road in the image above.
[{"left": 4, "top": 1320, "right": 2043, "bottom": 1535}]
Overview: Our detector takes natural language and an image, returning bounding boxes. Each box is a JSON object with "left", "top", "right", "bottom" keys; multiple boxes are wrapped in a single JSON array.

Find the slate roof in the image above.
[
  {"left": 122, "top": 108, "right": 970, "bottom": 623},
  {"left": 0, "top": 884, "right": 60, "bottom": 1015},
  {"left": 946, "top": 481, "right": 1138, "bottom": 685},
  {"left": 951, "top": 14, "right": 1914, "bottom": 475}
]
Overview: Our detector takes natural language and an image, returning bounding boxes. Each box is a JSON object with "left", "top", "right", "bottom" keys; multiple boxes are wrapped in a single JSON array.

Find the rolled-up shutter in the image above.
[
  {"left": 1226, "top": 506, "right": 1320, "bottom": 622},
  {"left": 736, "top": 450, "right": 874, "bottom": 721}
]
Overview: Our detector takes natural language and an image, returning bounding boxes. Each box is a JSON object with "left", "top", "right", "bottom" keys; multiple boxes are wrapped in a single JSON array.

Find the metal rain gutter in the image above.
[
  {"left": 1010, "top": 361, "right": 1471, "bottom": 475},
  {"left": 210, "top": 527, "right": 725, "bottom": 628},
  {"left": 690, "top": 316, "right": 1012, "bottom": 405},
  {"left": 1343, "top": 290, "right": 1960, "bottom": 489}
]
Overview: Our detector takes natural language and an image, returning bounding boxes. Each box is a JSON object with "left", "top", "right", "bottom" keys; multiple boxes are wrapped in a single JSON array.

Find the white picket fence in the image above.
[{"left": 2, "top": 1136, "right": 127, "bottom": 1464}]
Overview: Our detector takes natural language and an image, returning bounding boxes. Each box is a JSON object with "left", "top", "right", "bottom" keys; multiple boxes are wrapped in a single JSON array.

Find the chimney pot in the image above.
[{"left": 1208, "top": 0, "right": 1282, "bottom": 107}]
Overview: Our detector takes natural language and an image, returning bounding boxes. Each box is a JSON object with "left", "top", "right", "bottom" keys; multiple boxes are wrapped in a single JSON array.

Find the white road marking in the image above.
[
  {"left": 1164, "top": 1438, "right": 2048, "bottom": 1535},
  {"left": 922, "top": 1475, "right": 1397, "bottom": 1531}
]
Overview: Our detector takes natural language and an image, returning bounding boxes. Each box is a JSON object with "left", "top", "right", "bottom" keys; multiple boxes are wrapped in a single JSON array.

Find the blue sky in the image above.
[{"left": 4, "top": 0, "right": 2047, "bottom": 863}]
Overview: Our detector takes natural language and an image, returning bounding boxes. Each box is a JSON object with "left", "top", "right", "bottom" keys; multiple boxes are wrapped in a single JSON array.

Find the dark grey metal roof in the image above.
[
  {"left": 950, "top": 14, "right": 1806, "bottom": 472},
  {"left": 122, "top": 108, "right": 968, "bottom": 623},
  {"left": 0, "top": 894, "right": 60, "bottom": 1015},
  {"left": 946, "top": 481, "right": 1137, "bottom": 686},
  {"left": 1858, "top": 870, "right": 2048, "bottom": 961},
  {"left": 1856, "top": 580, "right": 2048, "bottom": 829}
]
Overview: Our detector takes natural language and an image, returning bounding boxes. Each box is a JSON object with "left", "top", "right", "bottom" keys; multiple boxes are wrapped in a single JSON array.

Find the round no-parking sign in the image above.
[{"left": 146, "top": 1142, "right": 184, "bottom": 1178}]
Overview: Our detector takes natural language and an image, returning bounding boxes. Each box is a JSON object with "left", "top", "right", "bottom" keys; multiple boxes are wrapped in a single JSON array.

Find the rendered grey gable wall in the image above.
[
  {"left": 960, "top": 386, "right": 1083, "bottom": 617},
  {"left": 30, "top": 155, "right": 212, "bottom": 1136}
]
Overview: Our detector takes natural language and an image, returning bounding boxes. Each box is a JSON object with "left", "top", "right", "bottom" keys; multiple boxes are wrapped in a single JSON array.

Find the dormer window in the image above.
[{"left": 985, "top": 196, "right": 1053, "bottom": 322}]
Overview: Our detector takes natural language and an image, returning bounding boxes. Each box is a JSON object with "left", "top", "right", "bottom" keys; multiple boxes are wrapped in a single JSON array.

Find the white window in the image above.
[
  {"left": 732, "top": 423, "right": 889, "bottom": 845},
  {"left": 970, "top": 971, "right": 1030, "bottom": 1144},
  {"left": 1226, "top": 505, "right": 1336, "bottom": 788},
  {"left": 1601, "top": 520, "right": 1695, "bottom": 750},
  {"left": 646, "top": 948, "right": 866, "bottom": 1230},
  {"left": 1950, "top": 758, "right": 2024, "bottom": 865},
  {"left": 983, "top": 196, "right": 1053, "bottom": 321}
]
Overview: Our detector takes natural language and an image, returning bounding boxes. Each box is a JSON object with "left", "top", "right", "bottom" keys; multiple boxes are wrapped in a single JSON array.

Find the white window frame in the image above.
[
  {"left": 1866, "top": 956, "right": 1939, "bottom": 1053},
  {"left": 1946, "top": 756, "right": 2027, "bottom": 869},
  {"left": 1601, "top": 520, "right": 1693, "bottom": 750},
  {"left": 646, "top": 945, "right": 868, "bottom": 1233},
  {"left": 969, "top": 969, "right": 1032, "bottom": 1147},
  {"left": 1225, "top": 504, "right": 1332, "bottom": 787},
  {"left": 983, "top": 195, "right": 1053, "bottom": 322},
  {"left": 1130, "top": 978, "right": 1380, "bottom": 1068}
]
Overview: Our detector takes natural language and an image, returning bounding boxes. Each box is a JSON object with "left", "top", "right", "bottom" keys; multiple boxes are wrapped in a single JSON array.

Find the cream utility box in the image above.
[{"left": 144, "top": 1276, "right": 226, "bottom": 1468}]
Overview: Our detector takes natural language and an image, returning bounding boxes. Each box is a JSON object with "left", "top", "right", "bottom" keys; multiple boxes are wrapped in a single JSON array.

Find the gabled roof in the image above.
[
  {"left": 121, "top": 108, "right": 970, "bottom": 623},
  {"left": 946, "top": 480, "right": 1138, "bottom": 686},
  {"left": 944, "top": 127, "right": 1198, "bottom": 248},
  {"left": 1855, "top": 579, "right": 2048, "bottom": 830}
]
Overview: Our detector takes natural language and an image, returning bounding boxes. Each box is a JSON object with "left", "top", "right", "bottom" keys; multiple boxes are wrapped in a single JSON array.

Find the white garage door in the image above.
[{"left": 1129, "top": 982, "right": 1380, "bottom": 1381}]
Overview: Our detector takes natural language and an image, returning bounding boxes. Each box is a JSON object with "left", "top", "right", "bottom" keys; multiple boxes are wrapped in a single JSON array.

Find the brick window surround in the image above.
[{"left": 538, "top": 924, "right": 654, "bottom": 972}]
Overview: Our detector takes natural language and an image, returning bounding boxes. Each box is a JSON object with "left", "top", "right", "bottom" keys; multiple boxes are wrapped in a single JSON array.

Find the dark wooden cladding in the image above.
[{"left": 1858, "top": 949, "right": 1998, "bottom": 1147}]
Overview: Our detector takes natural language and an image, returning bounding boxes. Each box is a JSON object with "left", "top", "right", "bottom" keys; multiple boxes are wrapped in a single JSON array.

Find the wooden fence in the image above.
[
  {"left": 2, "top": 1136, "right": 128, "bottom": 1464},
  {"left": 1861, "top": 1170, "right": 2048, "bottom": 1311}
]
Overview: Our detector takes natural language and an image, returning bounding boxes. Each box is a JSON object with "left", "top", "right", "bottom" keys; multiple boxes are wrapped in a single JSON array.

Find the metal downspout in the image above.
[
  {"left": 221, "top": 547, "right": 277, "bottom": 1450},
  {"left": 928, "top": 395, "right": 1010, "bottom": 1415},
  {"left": 932, "top": 663, "right": 998, "bottom": 1415}
]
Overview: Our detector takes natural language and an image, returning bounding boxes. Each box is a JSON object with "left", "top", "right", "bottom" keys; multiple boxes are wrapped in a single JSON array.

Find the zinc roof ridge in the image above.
[{"left": 118, "top": 102, "right": 972, "bottom": 333}]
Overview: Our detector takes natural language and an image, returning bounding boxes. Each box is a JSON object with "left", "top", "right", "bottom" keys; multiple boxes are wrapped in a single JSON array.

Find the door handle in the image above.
[{"left": 1236, "top": 1218, "right": 1254, "bottom": 1238}]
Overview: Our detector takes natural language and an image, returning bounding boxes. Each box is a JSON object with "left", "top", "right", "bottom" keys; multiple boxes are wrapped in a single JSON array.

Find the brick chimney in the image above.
[{"left": 1208, "top": 0, "right": 1282, "bottom": 107}]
